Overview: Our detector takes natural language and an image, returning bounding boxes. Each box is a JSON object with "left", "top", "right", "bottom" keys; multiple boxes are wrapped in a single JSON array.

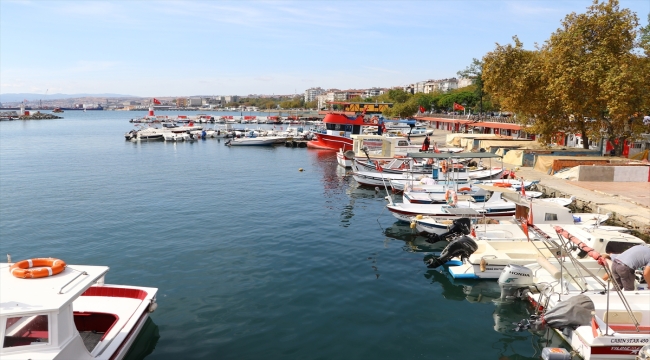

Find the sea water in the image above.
[{"left": 0, "top": 111, "right": 572, "bottom": 359}]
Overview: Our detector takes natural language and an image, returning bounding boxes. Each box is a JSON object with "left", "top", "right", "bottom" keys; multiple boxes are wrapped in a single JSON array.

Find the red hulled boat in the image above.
[{"left": 308, "top": 112, "right": 378, "bottom": 151}]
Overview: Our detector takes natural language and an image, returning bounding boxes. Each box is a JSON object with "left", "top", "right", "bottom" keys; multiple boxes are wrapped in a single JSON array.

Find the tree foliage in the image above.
[{"left": 482, "top": 0, "right": 649, "bottom": 150}]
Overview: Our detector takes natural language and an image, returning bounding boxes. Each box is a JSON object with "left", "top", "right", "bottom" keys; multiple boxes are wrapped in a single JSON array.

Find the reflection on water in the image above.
[
  {"left": 123, "top": 318, "right": 160, "bottom": 360},
  {"left": 384, "top": 221, "right": 448, "bottom": 253},
  {"left": 423, "top": 270, "right": 577, "bottom": 360}
]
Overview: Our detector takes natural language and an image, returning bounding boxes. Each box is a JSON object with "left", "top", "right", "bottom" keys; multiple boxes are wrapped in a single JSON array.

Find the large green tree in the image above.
[{"left": 483, "top": 0, "right": 648, "bottom": 150}]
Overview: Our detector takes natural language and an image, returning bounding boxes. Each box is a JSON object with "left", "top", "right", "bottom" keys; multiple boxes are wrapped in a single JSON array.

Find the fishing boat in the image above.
[
  {"left": 446, "top": 223, "right": 644, "bottom": 279},
  {"left": 226, "top": 135, "right": 277, "bottom": 146},
  {"left": 0, "top": 257, "right": 158, "bottom": 359},
  {"left": 495, "top": 226, "right": 650, "bottom": 359},
  {"left": 385, "top": 191, "right": 517, "bottom": 223},
  {"left": 307, "top": 112, "right": 375, "bottom": 151}
]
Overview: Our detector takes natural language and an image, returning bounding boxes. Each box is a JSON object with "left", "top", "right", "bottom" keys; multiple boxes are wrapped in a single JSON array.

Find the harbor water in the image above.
[{"left": 0, "top": 111, "right": 570, "bottom": 359}]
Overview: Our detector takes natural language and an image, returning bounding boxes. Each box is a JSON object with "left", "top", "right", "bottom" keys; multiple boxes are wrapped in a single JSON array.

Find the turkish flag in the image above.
[
  {"left": 153, "top": 98, "right": 162, "bottom": 105},
  {"left": 521, "top": 179, "right": 526, "bottom": 197},
  {"left": 453, "top": 103, "right": 465, "bottom": 111},
  {"left": 375, "top": 160, "right": 383, "bottom": 172},
  {"left": 419, "top": 105, "right": 425, "bottom": 113}
]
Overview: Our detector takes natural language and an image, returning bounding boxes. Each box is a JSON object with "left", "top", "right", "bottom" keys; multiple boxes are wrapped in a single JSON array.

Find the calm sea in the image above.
[{"left": 0, "top": 111, "right": 570, "bottom": 359}]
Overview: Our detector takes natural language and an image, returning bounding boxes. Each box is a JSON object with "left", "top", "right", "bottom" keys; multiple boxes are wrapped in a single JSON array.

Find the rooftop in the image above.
[{"left": 0, "top": 262, "right": 109, "bottom": 316}]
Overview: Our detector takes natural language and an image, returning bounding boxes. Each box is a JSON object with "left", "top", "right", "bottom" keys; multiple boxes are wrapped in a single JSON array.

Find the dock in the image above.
[
  {"left": 285, "top": 139, "right": 308, "bottom": 148},
  {"left": 509, "top": 165, "right": 650, "bottom": 240}
]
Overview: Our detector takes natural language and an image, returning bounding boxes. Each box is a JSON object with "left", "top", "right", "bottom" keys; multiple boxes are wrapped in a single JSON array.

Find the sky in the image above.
[{"left": 1, "top": 0, "right": 648, "bottom": 97}]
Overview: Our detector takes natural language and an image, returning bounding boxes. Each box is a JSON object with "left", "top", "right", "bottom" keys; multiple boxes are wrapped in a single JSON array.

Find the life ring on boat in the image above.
[
  {"left": 10, "top": 258, "right": 66, "bottom": 279},
  {"left": 444, "top": 190, "right": 458, "bottom": 206},
  {"left": 372, "top": 118, "right": 378, "bottom": 124},
  {"left": 458, "top": 187, "right": 472, "bottom": 192},
  {"left": 440, "top": 161, "right": 448, "bottom": 173}
]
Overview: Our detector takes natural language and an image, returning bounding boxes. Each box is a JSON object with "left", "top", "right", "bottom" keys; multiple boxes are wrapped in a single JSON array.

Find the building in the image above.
[
  {"left": 223, "top": 95, "right": 239, "bottom": 104},
  {"left": 304, "top": 87, "right": 325, "bottom": 103},
  {"left": 363, "top": 87, "right": 385, "bottom": 97},
  {"left": 187, "top": 97, "right": 202, "bottom": 107},
  {"left": 458, "top": 78, "right": 474, "bottom": 88},
  {"left": 176, "top": 98, "right": 187, "bottom": 107}
]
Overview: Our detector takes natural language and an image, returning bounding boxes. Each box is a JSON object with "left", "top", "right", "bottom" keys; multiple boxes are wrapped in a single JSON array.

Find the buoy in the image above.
[
  {"left": 480, "top": 258, "right": 487, "bottom": 272},
  {"left": 410, "top": 222, "right": 416, "bottom": 229},
  {"left": 416, "top": 214, "right": 423, "bottom": 220},
  {"left": 299, "top": 168, "right": 304, "bottom": 172}
]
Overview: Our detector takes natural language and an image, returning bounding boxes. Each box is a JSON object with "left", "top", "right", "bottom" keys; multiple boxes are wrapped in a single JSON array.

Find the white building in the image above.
[
  {"left": 304, "top": 87, "right": 325, "bottom": 103},
  {"left": 187, "top": 97, "right": 202, "bottom": 106}
]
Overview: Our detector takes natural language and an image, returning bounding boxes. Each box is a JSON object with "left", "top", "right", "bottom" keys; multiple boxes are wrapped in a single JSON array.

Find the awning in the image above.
[
  {"left": 417, "top": 117, "right": 473, "bottom": 124},
  {"left": 469, "top": 122, "right": 523, "bottom": 131},
  {"left": 407, "top": 152, "right": 503, "bottom": 159}
]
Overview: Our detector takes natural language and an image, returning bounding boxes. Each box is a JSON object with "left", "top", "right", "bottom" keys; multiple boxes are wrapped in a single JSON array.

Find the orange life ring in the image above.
[
  {"left": 10, "top": 258, "right": 66, "bottom": 279},
  {"left": 372, "top": 119, "right": 378, "bottom": 124},
  {"left": 444, "top": 190, "right": 458, "bottom": 205},
  {"left": 458, "top": 187, "right": 472, "bottom": 192}
]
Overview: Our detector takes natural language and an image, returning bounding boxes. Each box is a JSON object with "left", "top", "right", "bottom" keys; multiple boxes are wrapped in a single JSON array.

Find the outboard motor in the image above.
[
  {"left": 498, "top": 264, "right": 534, "bottom": 301},
  {"left": 426, "top": 218, "right": 472, "bottom": 244},
  {"left": 426, "top": 235, "right": 477, "bottom": 268}
]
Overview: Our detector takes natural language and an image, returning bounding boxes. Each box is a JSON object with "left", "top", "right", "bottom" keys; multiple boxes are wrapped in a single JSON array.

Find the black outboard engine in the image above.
[
  {"left": 426, "top": 235, "right": 478, "bottom": 268},
  {"left": 425, "top": 218, "right": 472, "bottom": 244}
]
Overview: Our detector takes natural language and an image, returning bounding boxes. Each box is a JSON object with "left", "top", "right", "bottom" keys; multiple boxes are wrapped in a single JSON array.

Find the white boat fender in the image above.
[
  {"left": 148, "top": 300, "right": 158, "bottom": 313},
  {"left": 540, "top": 347, "right": 571, "bottom": 360},
  {"left": 536, "top": 256, "right": 561, "bottom": 279}
]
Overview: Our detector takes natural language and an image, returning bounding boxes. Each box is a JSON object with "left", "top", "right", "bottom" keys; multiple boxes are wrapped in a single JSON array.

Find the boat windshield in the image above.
[{"left": 3, "top": 314, "right": 49, "bottom": 348}]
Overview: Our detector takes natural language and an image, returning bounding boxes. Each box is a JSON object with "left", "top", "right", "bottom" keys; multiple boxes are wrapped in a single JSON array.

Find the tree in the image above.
[
  {"left": 457, "top": 58, "right": 486, "bottom": 117},
  {"left": 483, "top": 0, "right": 648, "bottom": 150}
]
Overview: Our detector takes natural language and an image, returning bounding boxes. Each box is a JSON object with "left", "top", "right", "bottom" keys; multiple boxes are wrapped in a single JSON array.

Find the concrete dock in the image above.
[{"left": 427, "top": 128, "right": 650, "bottom": 238}]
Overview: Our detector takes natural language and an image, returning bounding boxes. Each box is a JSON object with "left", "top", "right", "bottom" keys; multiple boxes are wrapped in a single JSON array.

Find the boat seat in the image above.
[{"left": 603, "top": 311, "right": 642, "bottom": 324}]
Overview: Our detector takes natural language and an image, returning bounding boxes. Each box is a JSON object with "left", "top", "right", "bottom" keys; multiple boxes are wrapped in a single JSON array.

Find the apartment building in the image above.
[{"left": 304, "top": 87, "right": 325, "bottom": 102}]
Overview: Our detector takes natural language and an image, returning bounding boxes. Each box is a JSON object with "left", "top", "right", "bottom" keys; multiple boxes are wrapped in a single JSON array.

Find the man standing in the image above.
[{"left": 611, "top": 245, "right": 650, "bottom": 290}]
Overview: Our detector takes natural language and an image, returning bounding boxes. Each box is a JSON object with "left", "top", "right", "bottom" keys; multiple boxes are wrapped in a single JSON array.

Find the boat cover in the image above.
[{"left": 543, "top": 295, "right": 594, "bottom": 330}]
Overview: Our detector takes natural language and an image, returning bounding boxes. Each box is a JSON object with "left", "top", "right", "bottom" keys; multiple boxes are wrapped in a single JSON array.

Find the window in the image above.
[
  {"left": 544, "top": 213, "right": 558, "bottom": 221},
  {"left": 3, "top": 315, "right": 49, "bottom": 348},
  {"left": 605, "top": 241, "right": 637, "bottom": 255}
]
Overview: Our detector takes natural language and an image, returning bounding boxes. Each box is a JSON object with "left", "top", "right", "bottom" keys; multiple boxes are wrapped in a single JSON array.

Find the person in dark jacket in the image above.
[{"left": 421, "top": 135, "right": 431, "bottom": 151}]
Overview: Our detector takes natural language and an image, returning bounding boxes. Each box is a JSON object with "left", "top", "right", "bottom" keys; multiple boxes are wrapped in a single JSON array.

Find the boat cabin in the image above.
[{"left": 0, "top": 262, "right": 156, "bottom": 360}]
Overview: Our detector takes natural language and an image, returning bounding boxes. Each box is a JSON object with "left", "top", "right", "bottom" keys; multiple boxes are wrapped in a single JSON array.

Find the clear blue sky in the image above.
[{"left": 1, "top": 0, "right": 648, "bottom": 97}]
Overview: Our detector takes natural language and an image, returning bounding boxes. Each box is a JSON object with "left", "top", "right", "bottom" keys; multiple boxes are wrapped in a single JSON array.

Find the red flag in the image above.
[
  {"left": 375, "top": 160, "right": 383, "bottom": 172},
  {"left": 188, "top": 122, "right": 194, "bottom": 127},
  {"left": 362, "top": 106, "right": 367, "bottom": 115},
  {"left": 520, "top": 179, "right": 526, "bottom": 197},
  {"left": 419, "top": 105, "right": 425, "bottom": 113},
  {"left": 605, "top": 140, "right": 614, "bottom": 153},
  {"left": 153, "top": 98, "right": 161, "bottom": 105},
  {"left": 527, "top": 201, "right": 534, "bottom": 225},
  {"left": 453, "top": 103, "right": 465, "bottom": 111},
  {"left": 471, "top": 226, "right": 476, "bottom": 237}
]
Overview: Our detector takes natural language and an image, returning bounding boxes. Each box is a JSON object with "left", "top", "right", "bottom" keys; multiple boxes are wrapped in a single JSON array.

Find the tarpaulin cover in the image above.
[
  {"left": 476, "top": 140, "right": 540, "bottom": 152},
  {"left": 533, "top": 156, "right": 607, "bottom": 174},
  {"left": 503, "top": 149, "right": 525, "bottom": 166},
  {"left": 543, "top": 295, "right": 595, "bottom": 330},
  {"left": 446, "top": 134, "right": 505, "bottom": 146}
]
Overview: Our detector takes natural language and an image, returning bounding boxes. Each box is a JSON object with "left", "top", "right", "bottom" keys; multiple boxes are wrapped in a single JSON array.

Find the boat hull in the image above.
[{"left": 308, "top": 133, "right": 352, "bottom": 151}]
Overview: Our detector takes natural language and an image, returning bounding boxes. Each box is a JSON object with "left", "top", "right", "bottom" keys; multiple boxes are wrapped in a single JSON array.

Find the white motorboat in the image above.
[
  {"left": 227, "top": 136, "right": 277, "bottom": 146},
  {"left": 1, "top": 258, "right": 158, "bottom": 360},
  {"left": 386, "top": 191, "right": 516, "bottom": 223},
  {"left": 495, "top": 228, "right": 650, "bottom": 360},
  {"left": 446, "top": 223, "right": 645, "bottom": 279}
]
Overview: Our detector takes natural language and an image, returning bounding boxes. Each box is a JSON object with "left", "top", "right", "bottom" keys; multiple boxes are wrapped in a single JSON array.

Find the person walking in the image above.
[{"left": 610, "top": 245, "right": 650, "bottom": 290}]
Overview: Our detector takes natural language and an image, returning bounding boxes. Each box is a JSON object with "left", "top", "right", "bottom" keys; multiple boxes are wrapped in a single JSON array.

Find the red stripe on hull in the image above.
[{"left": 307, "top": 134, "right": 353, "bottom": 151}]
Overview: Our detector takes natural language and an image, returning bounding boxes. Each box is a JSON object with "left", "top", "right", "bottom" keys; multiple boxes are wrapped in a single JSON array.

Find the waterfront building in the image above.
[{"left": 304, "top": 87, "right": 325, "bottom": 103}]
